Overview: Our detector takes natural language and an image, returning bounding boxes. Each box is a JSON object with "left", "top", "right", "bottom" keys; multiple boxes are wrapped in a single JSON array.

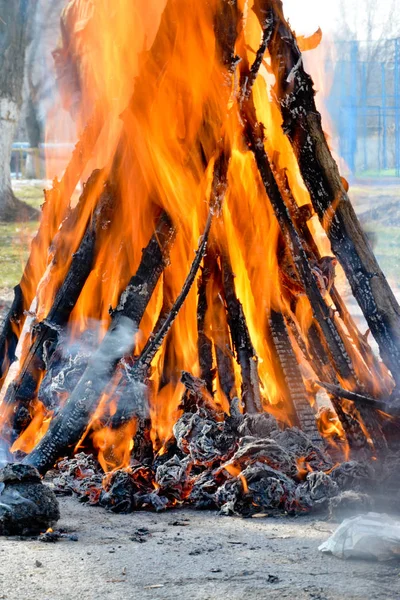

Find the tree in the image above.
[
  {"left": 0, "top": 0, "right": 38, "bottom": 220},
  {"left": 24, "top": 0, "right": 66, "bottom": 148},
  {"left": 337, "top": 0, "right": 400, "bottom": 70},
  {"left": 331, "top": 1, "right": 400, "bottom": 172}
]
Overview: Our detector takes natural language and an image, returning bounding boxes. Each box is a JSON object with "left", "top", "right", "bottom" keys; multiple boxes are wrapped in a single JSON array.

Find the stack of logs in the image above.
[{"left": 0, "top": 0, "right": 399, "bottom": 478}]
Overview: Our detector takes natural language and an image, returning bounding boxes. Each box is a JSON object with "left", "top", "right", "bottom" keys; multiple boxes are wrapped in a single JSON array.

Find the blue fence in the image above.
[{"left": 327, "top": 38, "right": 400, "bottom": 176}]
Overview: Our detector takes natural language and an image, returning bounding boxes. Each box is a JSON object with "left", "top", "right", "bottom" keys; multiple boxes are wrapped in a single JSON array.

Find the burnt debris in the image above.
[{"left": 0, "top": 464, "right": 59, "bottom": 535}]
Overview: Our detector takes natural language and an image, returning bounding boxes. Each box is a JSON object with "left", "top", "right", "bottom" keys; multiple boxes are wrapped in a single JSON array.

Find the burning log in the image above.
[
  {"left": 0, "top": 168, "right": 105, "bottom": 393},
  {"left": 255, "top": 0, "right": 400, "bottom": 387},
  {"left": 214, "top": 301, "right": 237, "bottom": 403},
  {"left": 202, "top": 253, "right": 237, "bottom": 404},
  {"left": 278, "top": 170, "right": 388, "bottom": 392},
  {"left": 220, "top": 251, "right": 263, "bottom": 414},
  {"left": 316, "top": 381, "right": 400, "bottom": 419},
  {"left": 240, "top": 95, "right": 359, "bottom": 387},
  {"left": 0, "top": 174, "right": 114, "bottom": 443},
  {"left": 108, "top": 207, "right": 215, "bottom": 445},
  {"left": 306, "top": 324, "right": 370, "bottom": 450},
  {"left": 109, "top": 166, "right": 227, "bottom": 433},
  {"left": 23, "top": 213, "right": 175, "bottom": 474},
  {"left": 0, "top": 285, "right": 23, "bottom": 388},
  {"left": 0, "top": 105, "right": 105, "bottom": 387},
  {"left": 197, "top": 254, "right": 215, "bottom": 396}
]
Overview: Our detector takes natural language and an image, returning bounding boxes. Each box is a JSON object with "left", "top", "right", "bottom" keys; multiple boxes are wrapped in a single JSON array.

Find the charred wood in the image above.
[
  {"left": 82, "top": 197, "right": 219, "bottom": 440},
  {"left": 197, "top": 249, "right": 237, "bottom": 403},
  {"left": 214, "top": 0, "right": 240, "bottom": 73},
  {"left": 0, "top": 108, "right": 105, "bottom": 388},
  {"left": 197, "top": 255, "right": 216, "bottom": 396},
  {"left": 220, "top": 252, "right": 262, "bottom": 414},
  {"left": 0, "top": 285, "right": 23, "bottom": 389},
  {"left": 1, "top": 181, "right": 115, "bottom": 443},
  {"left": 23, "top": 213, "right": 176, "bottom": 474},
  {"left": 132, "top": 417, "right": 153, "bottom": 465},
  {"left": 108, "top": 206, "right": 216, "bottom": 432},
  {"left": 317, "top": 381, "right": 400, "bottom": 419},
  {"left": 236, "top": 19, "right": 360, "bottom": 387},
  {"left": 240, "top": 92, "right": 358, "bottom": 387},
  {"left": 307, "top": 324, "right": 370, "bottom": 450},
  {"left": 268, "top": 310, "right": 322, "bottom": 444},
  {"left": 256, "top": 0, "right": 400, "bottom": 387},
  {"left": 279, "top": 169, "right": 389, "bottom": 394},
  {"left": 214, "top": 296, "right": 237, "bottom": 403}
]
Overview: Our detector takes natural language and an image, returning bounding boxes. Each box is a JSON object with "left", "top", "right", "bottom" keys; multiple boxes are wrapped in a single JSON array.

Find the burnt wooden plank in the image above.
[
  {"left": 254, "top": 0, "right": 400, "bottom": 387},
  {"left": 1, "top": 180, "right": 115, "bottom": 443},
  {"left": 269, "top": 310, "right": 322, "bottom": 444},
  {"left": 24, "top": 213, "right": 176, "bottom": 474}
]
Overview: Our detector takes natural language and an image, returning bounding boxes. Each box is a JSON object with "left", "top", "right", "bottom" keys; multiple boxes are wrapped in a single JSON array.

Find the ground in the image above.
[
  {"left": 1, "top": 178, "right": 400, "bottom": 599},
  {"left": 0, "top": 497, "right": 399, "bottom": 600}
]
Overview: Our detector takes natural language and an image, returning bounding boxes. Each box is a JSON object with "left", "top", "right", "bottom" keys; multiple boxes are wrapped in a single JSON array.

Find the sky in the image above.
[
  {"left": 282, "top": 0, "right": 340, "bottom": 35},
  {"left": 282, "top": 0, "right": 397, "bottom": 39}
]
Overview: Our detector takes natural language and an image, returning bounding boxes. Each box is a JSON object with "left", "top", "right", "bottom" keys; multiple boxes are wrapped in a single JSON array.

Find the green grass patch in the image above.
[
  {"left": 0, "top": 182, "right": 44, "bottom": 289},
  {"left": 12, "top": 182, "right": 46, "bottom": 210},
  {"left": 0, "top": 221, "right": 38, "bottom": 288},
  {"left": 355, "top": 169, "right": 400, "bottom": 178}
]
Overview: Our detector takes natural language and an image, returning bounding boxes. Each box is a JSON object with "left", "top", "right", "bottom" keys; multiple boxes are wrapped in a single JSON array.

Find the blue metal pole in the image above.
[
  {"left": 349, "top": 41, "right": 359, "bottom": 174},
  {"left": 395, "top": 38, "right": 400, "bottom": 176},
  {"left": 381, "top": 62, "right": 387, "bottom": 171},
  {"left": 361, "top": 60, "right": 368, "bottom": 172}
]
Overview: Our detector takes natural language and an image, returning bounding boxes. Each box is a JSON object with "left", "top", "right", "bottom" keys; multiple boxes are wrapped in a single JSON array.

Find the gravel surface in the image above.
[{"left": 0, "top": 496, "right": 399, "bottom": 600}]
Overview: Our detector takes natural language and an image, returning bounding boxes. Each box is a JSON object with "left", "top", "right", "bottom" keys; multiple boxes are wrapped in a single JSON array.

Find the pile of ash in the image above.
[{"left": 50, "top": 397, "right": 395, "bottom": 519}]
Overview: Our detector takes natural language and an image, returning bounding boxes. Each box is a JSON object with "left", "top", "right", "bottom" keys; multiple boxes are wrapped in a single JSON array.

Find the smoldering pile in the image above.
[{"left": 50, "top": 377, "right": 398, "bottom": 519}]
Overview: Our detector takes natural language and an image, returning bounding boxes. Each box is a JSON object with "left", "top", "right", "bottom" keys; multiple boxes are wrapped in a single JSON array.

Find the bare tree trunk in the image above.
[{"left": 0, "top": 0, "right": 39, "bottom": 220}]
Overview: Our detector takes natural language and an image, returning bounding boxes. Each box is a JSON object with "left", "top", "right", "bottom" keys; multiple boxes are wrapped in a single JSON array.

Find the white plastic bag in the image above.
[{"left": 319, "top": 512, "right": 400, "bottom": 561}]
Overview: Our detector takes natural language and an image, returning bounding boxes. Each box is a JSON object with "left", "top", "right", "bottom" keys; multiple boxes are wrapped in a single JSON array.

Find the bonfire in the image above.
[{"left": 1, "top": 0, "right": 400, "bottom": 528}]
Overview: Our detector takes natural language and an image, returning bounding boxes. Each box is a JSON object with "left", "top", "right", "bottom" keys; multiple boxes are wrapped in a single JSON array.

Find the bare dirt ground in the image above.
[{"left": 0, "top": 496, "right": 399, "bottom": 600}]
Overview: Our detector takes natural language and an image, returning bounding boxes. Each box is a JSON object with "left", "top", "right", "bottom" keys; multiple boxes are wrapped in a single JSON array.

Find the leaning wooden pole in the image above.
[
  {"left": 253, "top": 0, "right": 400, "bottom": 387},
  {"left": 24, "top": 213, "right": 176, "bottom": 474},
  {"left": 0, "top": 105, "right": 105, "bottom": 387},
  {"left": 1, "top": 181, "right": 115, "bottom": 444}
]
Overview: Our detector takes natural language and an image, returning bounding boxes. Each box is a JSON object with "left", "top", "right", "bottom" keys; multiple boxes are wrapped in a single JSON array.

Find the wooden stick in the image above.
[
  {"left": 0, "top": 182, "right": 115, "bottom": 443},
  {"left": 103, "top": 207, "right": 217, "bottom": 432},
  {"left": 268, "top": 309, "right": 322, "bottom": 443},
  {"left": 23, "top": 213, "right": 175, "bottom": 474},
  {"left": 316, "top": 381, "right": 399, "bottom": 418},
  {"left": 0, "top": 104, "right": 105, "bottom": 387},
  {"left": 211, "top": 259, "right": 237, "bottom": 403},
  {"left": 220, "top": 250, "right": 263, "bottom": 414},
  {"left": 241, "top": 97, "right": 358, "bottom": 385},
  {"left": 306, "top": 323, "right": 371, "bottom": 449},
  {"left": 278, "top": 149, "right": 391, "bottom": 394},
  {"left": 255, "top": 0, "right": 400, "bottom": 387},
  {"left": 197, "top": 254, "right": 215, "bottom": 396}
]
